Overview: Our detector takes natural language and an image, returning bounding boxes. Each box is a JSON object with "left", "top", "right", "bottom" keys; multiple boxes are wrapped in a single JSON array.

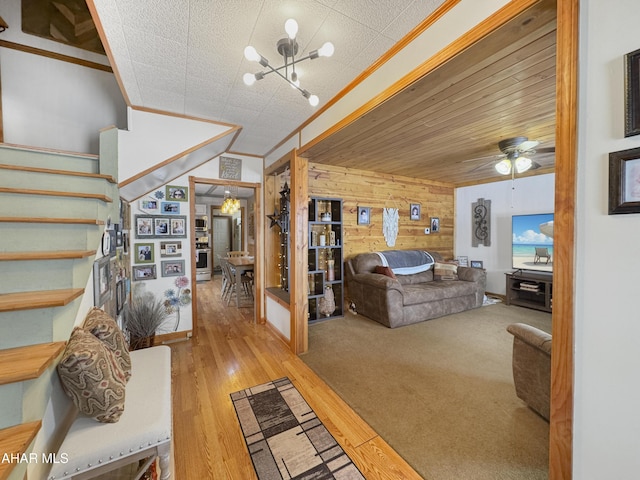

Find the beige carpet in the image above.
[{"left": 301, "top": 303, "right": 551, "bottom": 480}]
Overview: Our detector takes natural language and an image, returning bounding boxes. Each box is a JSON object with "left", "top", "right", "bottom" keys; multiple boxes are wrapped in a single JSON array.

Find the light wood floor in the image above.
[{"left": 169, "top": 275, "right": 421, "bottom": 479}]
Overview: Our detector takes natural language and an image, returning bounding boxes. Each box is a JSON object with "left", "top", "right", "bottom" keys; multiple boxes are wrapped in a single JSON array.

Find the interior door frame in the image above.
[
  {"left": 189, "top": 176, "right": 263, "bottom": 330},
  {"left": 290, "top": 0, "right": 577, "bottom": 477}
]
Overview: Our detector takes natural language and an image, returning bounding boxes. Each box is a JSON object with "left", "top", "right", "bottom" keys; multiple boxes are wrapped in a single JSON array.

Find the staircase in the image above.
[{"left": 0, "top": 144, "right": 118, "bottom": 480}]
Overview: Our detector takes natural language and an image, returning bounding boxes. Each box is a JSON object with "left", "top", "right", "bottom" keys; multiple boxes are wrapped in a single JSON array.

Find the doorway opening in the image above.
[{"left": 189, "top": 177, "right": 262, "bottom": 330}]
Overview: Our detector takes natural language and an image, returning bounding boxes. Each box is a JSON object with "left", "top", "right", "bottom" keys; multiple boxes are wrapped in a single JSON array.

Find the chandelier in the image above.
[
  {"left": 243, "top": 18, "right": 334, "bottom": 106},
  {"left": 221, "top": 186, "right": 240, "bottom": 214}
]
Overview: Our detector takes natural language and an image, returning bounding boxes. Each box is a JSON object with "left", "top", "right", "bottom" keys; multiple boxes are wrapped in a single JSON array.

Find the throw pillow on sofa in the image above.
[
  {"left": 433, "top": 262, "right": 458, "bottom": 281},
  {"left": 57, "top": 327, "right": 127, "bottom": 423},
  {"left": 83, "top": 307, "right": 132, "bottom": 382},
  {"left": 374, "top": 265, "right": 397, "bottom": 279}
]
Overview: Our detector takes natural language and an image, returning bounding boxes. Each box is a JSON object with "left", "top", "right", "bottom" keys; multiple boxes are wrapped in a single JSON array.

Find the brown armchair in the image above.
[{"left": 506, "top": 323, "right": 551, "bottom": 421}]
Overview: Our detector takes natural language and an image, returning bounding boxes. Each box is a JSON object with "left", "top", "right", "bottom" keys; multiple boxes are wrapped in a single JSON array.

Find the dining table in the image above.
[{"left": 227, "top": 256, "right": 254, "bottom": 307}]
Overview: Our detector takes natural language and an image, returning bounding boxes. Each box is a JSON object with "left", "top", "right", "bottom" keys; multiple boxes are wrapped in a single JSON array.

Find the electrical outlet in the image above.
[{"left": 424, "top": 228, "right": 430, "bottom": 234}]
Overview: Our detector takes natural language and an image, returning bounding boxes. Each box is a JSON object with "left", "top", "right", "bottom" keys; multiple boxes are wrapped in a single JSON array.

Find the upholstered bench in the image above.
[{"left": 48, "top": 345, "right": 172, "bottom": 480}]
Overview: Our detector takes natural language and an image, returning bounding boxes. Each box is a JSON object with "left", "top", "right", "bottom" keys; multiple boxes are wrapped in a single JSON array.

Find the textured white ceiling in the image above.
[{"left": 91, "top": 0, "right": 445, "bottom": 156}]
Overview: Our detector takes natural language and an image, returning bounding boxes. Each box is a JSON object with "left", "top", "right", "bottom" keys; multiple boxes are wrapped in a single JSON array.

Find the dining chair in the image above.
[
  {"left": 227, "top": 251, "right": 249, "bottom": 258},
  {"left": 221, "top": 259, "right": 253, "bottom": 305}
]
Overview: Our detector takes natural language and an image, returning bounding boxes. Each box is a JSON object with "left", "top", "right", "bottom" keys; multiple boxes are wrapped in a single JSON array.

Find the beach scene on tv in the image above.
[{"left": 512, "top": 213, "right": 554, "bottom": 273}]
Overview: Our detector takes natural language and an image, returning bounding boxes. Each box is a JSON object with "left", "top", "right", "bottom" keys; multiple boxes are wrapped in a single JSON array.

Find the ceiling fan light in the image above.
[
  {"left": 515, "top": 156, "right": 533, "bottom": 173},
  {"left": 495, "top": 159, "right": 512, "bottom": 175},
  {"left": 285, "top": 18, "right": 298, "bottom": 39}
]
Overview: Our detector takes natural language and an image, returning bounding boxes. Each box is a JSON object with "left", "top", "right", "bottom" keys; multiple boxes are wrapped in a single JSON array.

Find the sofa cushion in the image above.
[
  {"left": 83, "top": 307, "right": 132, "bottom": 382},
  {"left": 374, "top": 265, "right": 396, "bottom": 279},
  {"left": 57, "top": 328, "right": 127, "bottom": 423},
  {"left": 401, "top": 281, "right": 480, "bottom": 306},
  {"left": 433, "top": 262, "right": 458, "bottom": 281},
  {"left": 396, "top": 270, "right": 434, "bottom": 285}
]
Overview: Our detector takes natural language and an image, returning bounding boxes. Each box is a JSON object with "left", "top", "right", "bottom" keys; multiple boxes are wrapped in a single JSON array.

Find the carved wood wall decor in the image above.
[{"left": 472, "top": 198, "right": 491, "bottom": 247}]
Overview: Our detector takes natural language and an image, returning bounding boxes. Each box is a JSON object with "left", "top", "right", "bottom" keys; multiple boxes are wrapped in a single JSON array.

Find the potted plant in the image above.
[{"left": 122, "top": 292, "right": 170, "bottom": 350}]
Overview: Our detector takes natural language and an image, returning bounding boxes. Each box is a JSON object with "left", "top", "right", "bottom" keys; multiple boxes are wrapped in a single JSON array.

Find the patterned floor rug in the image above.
[{"left": 230, "top": 377, "right": 365, "bottom": 480}]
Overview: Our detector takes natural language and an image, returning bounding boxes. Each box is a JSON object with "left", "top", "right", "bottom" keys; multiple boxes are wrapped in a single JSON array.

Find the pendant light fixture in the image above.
[
  {"left": 221, "top": 186, "right": 240, "bottom": 214},
  {"left": 243, "top": 18, "right": 334, "bottom": 106}
]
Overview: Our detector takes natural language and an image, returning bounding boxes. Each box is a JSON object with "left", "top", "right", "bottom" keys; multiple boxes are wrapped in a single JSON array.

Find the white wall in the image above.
[
  {"left": 455, "top": 174, "right": 555, "bottom": 293},
  {"left": 129, "top": 175, "right": 194, "bottom": 334},
  {"left": 574, "top": 0, "right": 640, "bottom": 478}
]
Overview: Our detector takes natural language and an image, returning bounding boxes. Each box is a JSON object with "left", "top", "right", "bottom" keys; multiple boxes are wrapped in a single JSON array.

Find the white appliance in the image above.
[{"left": 196, "top": 248, "right": 212, "bottom": 281}]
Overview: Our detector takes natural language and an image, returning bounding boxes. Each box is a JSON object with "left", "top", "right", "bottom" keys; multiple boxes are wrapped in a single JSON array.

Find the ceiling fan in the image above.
[{"left": 466, "top": 136, "right": 555, "bottom": 175}]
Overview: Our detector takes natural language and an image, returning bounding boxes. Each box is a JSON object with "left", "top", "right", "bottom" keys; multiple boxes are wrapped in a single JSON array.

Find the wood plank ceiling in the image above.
[{"left": 299, "top": 0, "right": 557, "bottom": 187}]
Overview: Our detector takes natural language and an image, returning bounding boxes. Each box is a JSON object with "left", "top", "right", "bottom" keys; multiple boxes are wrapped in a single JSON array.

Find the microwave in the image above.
[{"left": 195, "top": 218, "right": 207, "bottom": 230}]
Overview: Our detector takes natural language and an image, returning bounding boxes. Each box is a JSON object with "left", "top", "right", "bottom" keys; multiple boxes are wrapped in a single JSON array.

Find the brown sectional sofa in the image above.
[{"left": 345, "top": 250, "right": 486, "bottom": 328}]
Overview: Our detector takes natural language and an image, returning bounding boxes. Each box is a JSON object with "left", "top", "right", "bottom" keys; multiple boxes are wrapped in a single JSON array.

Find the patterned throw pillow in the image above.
[
  {"left": 57, "top": 328, "right": 127, "bottom": 423},
  {"left": 433, "top": 262, "right": 458, "bottom": 281},
  {"left": 374, "top": 265, "right": 397, "bottom": 279},
  {"left": 83, "top": 307, "right": 132, "bottom": 382}
]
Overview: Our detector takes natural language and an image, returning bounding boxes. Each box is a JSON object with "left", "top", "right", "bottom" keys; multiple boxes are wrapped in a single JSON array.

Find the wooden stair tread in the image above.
[
  {"left": 0, "top": 217, "right": 104, "bottom": 225},
  {"left": 0, "top": 288, "right": 84, "bottom": 312},
  {"left": 0, "top": 250, "right": 96, "bottom": 261},
  {"left": 0, "top": 342, "right": 65, "bottom": 386},
  {"left": 0, "top": 421, "right": 42, "bottom": 480},
  {"left": 0, "top": 187, "right": 112, "bottom": 203},
  {"left": 0, "top": 163, "right": 116, "bottom": 183}
]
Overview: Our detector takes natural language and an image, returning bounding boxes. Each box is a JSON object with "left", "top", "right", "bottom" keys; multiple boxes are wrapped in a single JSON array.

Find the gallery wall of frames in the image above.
[{"left": 127, "top": 183, "right": 194, "bottom": 334}]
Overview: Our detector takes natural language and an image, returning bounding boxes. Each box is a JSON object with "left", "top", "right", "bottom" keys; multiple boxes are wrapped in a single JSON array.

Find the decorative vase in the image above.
[
  {"left": 327, "top": 259, "right": 335, "bottom": 281},
  {"left": 318, "top": 285, "right": 336, "bottom": 317}
]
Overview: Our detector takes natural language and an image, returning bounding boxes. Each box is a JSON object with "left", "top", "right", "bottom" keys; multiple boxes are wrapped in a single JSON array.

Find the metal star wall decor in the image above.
[
  {"left": 280, "top": 182, "right": 290, "bottom": 202},
  {"left": 267, "top": 210, "right": 282, "bottom": 229}
]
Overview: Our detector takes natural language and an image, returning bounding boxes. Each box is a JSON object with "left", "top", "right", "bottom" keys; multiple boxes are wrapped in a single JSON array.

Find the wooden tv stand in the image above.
[{"left": 505, "top": 271, "right": 553, "bottom": 313}]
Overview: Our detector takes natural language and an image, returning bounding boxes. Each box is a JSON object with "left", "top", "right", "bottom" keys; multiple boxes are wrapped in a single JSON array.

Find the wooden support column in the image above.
[{"left": 289, "top": 153, "right": 308, "bottom": 354}]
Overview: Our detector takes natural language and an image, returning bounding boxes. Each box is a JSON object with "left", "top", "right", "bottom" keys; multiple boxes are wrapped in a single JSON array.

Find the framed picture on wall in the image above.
[
  {"left": 608, "top": 146, "right": 640, "bottom": 213},
  {"left": 154, "top": 218, "right": 170, "bottom": 236},
  {"left": 470, "top": 260, "right": 484, "bottom": 269},
  {"left": 166, "top": 185, "right": 188, "bottom": 201},
  {"left": 357, "top": 206, "right": 370, "bottom": 225},
  {"left": 410, "top": 204, "right": 420, "bottom": 220},
  {"left": 135, "top": 215, "right": 154, "bottom": 237},
  {"left": 170, "top": 217, "right": 186, "bottom": 236},
  {"left": 625, "top": 48, "right": 640, "bottom": 137},
  {"left": 161, "top": 201, "right": 181, "bottom": 214},
  {"left": 134, "top": 243, "right": 154, "bottom": 263},
  {"left": 139, "top": 198, "right": 159, "bottom": 212},
  {"left": 430, "top": 217, "right": 440, "bottom": 233},
  {"left": 161, "top": 260, "right": 185, "bottom": 277},
  {"left": 132, "top": 265, "right": 157, "bottom": 281},
  {"left": 93, "top": 256, "right": 111, "bottom": 307},
  {"left": 456, "top": 256, "right": 469, "bottom": 267},
  {"left": 160, "top": 241, "right": 182, "bottom": 257}
]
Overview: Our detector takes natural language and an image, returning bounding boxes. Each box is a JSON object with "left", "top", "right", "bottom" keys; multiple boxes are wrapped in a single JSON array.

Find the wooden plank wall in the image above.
[{"left": 308, "top": 163, "right": 455, "bottom": 261}]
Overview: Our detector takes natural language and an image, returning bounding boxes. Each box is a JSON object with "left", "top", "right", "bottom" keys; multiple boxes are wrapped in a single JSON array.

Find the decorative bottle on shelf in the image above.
[
  {"left": 318, "top": 285, "right": 336, "bottom": 317},
  {"left": 326, "top": 249, "right": 335, "bottom": 281}
]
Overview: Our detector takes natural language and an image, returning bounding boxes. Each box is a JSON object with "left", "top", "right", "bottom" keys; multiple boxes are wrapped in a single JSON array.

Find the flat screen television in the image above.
[{"left": 511, "top": 213, "right": 554, "bottom": 273}]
